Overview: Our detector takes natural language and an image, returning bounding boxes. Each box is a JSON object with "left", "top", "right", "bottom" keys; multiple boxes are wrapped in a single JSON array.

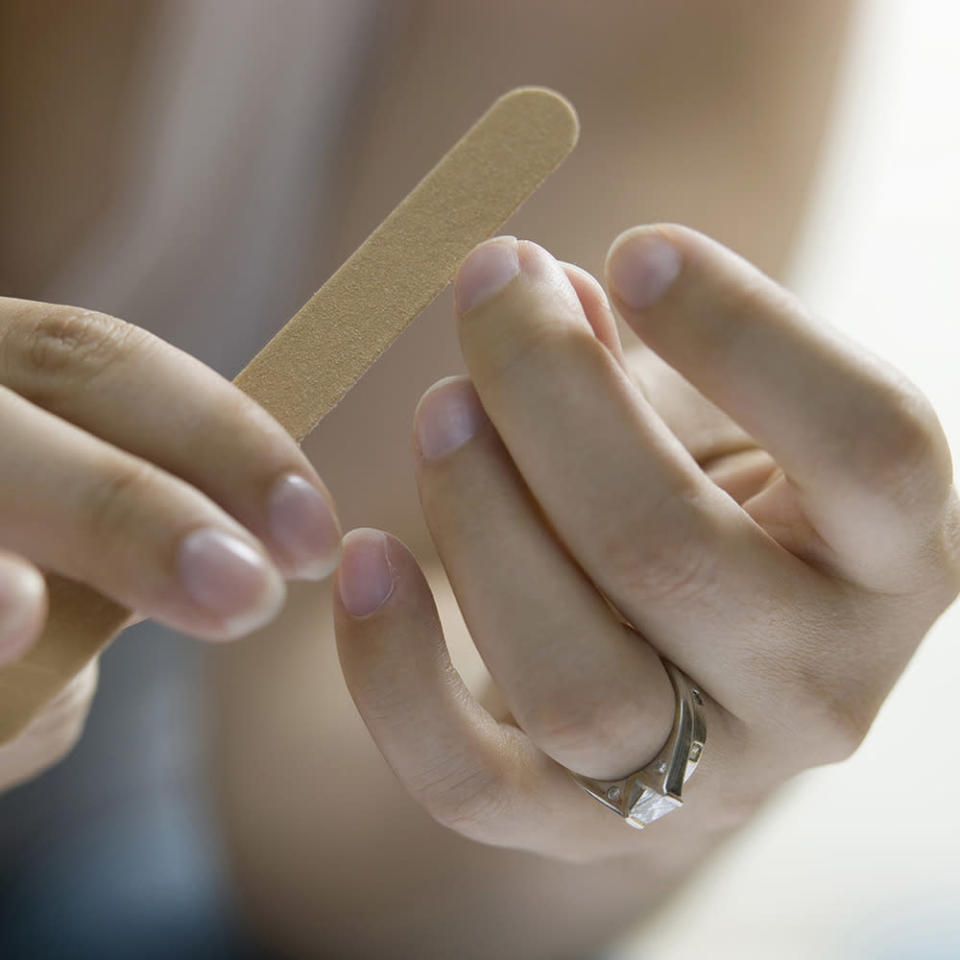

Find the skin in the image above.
[
  {"left": 210, "top": 5, "right": 872, "bottom": 955},
  {"left": 212, "top": 231, "right": 960, "bottom": 960},
  {"left": 334, "top": 228, "right": 960, "bottom": 860},
  {"left": 9, "top": 2, "right": 953, "bottom": 959},
  {"left": 0, "top": 295, "right": 342, "bottom": 789}
]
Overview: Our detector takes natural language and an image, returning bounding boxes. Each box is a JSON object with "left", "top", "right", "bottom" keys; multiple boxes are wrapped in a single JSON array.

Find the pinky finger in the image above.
[
  {"left": 0, "top": 551, "right": 46, "bottom": 667},
  {"left": 333, "top": 529, "right": 611, "bottom": 860}
]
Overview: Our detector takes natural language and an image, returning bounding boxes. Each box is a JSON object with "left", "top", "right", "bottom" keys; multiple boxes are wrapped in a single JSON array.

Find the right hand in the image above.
[{"left": 0, "top": 296, "right": 342, "bottom": 789}]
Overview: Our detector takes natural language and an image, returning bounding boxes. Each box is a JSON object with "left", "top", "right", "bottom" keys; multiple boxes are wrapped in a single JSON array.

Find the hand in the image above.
[
  {"left": 0, "top": 297, "right": 341, "bottom": 790},
  {"left": 333, "top": 227, "right": 960, "bottom": 864}
]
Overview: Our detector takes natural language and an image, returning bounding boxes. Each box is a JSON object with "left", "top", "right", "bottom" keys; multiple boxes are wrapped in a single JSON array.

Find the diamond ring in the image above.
[{"left": 568, "top": 660, "right": 706, "bottom": 829}]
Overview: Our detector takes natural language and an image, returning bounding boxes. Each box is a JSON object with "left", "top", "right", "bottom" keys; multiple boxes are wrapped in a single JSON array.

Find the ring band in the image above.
[{"left": 568, "top": 661, "right": 706, "bottom": 830}]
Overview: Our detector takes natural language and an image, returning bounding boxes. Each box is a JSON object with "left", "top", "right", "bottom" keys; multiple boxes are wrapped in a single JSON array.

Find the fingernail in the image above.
[
  {"left": 415, "top": 377, "right": 488, "bottom": 460},
  {"left": 267, "top": 474, "right": 342, "bottom": 580},
  {"left": 455, "top": 237, "right": 520, "bottom": 314},
  {"left": 0, "top": 566, "right": 44, "bottom": 664},
  {"left": 338, "top": 529, "right": 395, "bottom": 618},
  {"left": 179, "top": 528, "right": 285, "bottom": 636},
  {"left": 606, "top": 229, "right": 682, "bottom": 310}
]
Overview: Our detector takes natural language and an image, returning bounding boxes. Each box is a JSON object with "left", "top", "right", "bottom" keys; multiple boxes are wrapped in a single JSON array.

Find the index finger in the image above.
[{"left": 0, "top": 298, "right": 342, "bottom": 581}]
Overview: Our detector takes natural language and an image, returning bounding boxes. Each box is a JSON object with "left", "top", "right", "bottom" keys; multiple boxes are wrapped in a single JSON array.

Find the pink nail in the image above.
[
  {"left": 338, "top": 529, "right": 395, "bottom": 617},
  {"left": 267, "top": 474, "right": 341, "bottom": 580},
  {"left": 607, "top": 229, "right": 682, "bottom": 310},
  {"left": 455, "top": 237, "right": 520, "bottom": 314},
  {"left": 415, "top": 377, "right": 488, "bottom": 460},
  {"left": 179, "top": 528, "right": 285, "bottom": 636}
]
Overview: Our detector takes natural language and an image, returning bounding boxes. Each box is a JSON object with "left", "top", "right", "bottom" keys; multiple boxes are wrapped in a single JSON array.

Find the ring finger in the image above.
[
  {"left": 414, "top": 375, "right": 675, "bottom": 780},
  {"left": 334, "top": 529, "right": 741, "bottom": 861}
]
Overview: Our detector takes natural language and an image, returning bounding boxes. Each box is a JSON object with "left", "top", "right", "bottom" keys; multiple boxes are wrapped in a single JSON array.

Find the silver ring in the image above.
[{"left": 568, "top": 661, "right": 706, "bottom": 830}]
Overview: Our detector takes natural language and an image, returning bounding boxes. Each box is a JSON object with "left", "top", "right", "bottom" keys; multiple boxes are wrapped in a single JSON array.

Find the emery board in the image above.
[{"left": 0, "top": 87, "right": 579, "bottom": 744}]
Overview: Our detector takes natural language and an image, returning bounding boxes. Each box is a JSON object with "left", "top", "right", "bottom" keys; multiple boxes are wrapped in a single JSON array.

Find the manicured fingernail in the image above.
[
  {"left": 267, "top": 474, "right": 342, "bottom": 580},
  {"left": 338, "top": 529, "right": 395, "bottom": 617},
  {"left": 455, "top": 237, "right": 520, "bottom": 314},
  {"left": 0, "top": 565, "right": 44, "bottom": 664},
  {"left": 606, "top": 229, "right": 682, "bottom": 310},
  {"left": 179, "top": 528, "right": 285, "bottom": 636},
  {"left": 415, "top": 377, "right": 488, "bottom": 460}
]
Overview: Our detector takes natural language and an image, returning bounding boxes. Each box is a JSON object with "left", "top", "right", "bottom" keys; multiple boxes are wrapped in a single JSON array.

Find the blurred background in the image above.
[{"left": 0, "top": 1, "right": 957, "bottom": 958}]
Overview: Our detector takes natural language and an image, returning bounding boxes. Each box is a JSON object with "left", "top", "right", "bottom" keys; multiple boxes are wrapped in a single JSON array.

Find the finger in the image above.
[
  {"left": 0, "top": 385, "right": 285, "bottom": 640},
  {"left": 604, "top": 226, "right": 954, "bottom": 575},
  {"left": 335, "top": 530, "right": 745, "bottom": 859},
  {"left": 333, "top": 528, "right": 680, "bottom": 860},
  {"left": 559, "top": 272, "right": 766, "bottom": 499},
  {"left": 627, "top": 346, "right": 757, "bottom": 467},
  {"left": 453, "top": 238, "right": 825, "bottom": 705},
  {"left": 558, "top": 262, "right": 627, "bottom": 370},
  {"left": 0, "top": 298, "right": 341, "bottom": 580},
  {"left": 413, "top": 375, "right": 674, "bottom": 779},
  {"left": 701, "top": 447, "right": 780, "bottom": 506},
  {"left": 0, "top": 551, "right": 46, "bottom": 666},
  {"left": 334, "top": 528, "right": 555, "bottom": 852}
]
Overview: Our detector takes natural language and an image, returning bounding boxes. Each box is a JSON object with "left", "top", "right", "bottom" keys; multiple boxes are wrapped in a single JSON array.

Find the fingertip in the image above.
[
  {"left": 266, "top": 472, "right": 342, "bottom": 581},
  {"left": 558, "top": 261, "right": 627, "bottom": 367},
  {"left": 177, "top": 528, "right": 287, "bottom": 642},
  {"left": 335, "top": 529, "right": 452, "bottom": 706},
  {"left": 604, "top": 224, "right": 683, "bottom": 313},
  {"left": 455, "top": 237, "right": 520, "bottom": 315},
  {"left": 336, "top": 528, "right": 397, "bottom": 619},
  {"left": 334, "top": 530, "right": 446, "bottom": 661},
  {"left": 413, "top": 375, "right": 488, "bottom": 463},
  {"left": 0, "top": 557, "right": 47, "bottom": 665}
]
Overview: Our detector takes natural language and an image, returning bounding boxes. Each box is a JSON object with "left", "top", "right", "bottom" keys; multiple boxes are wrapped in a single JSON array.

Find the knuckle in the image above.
[
  {"left": 482, "top": 320, "right": 601, "bottom": 392},
  {"left": 5, "top": 305, "right": 141, "bottom": 401},
  {"left": 755, "top": 654, "right": 873, "bottom": 767},
  {"left": 84, "top": 458, "right": 161, "bottom": 545},
  {"left": 851, "top": 380, "right": 952, "bottom": 508},
  {"left": 795, "top": 692, "right": 871, "bottom": 764},
  {"left": 352, "top": 675, "right": 418, "bottom": 730},
  {"left": 413, "top": 758, "right": 508, "bottom": 836},
  {"left": 601, "top": 510, "right": 718, "bottom": 606}
]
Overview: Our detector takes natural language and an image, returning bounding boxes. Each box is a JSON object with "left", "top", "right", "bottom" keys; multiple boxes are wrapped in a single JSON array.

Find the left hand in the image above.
[{"left": 332, "top": 226, "right": 960, "bottom": 863}]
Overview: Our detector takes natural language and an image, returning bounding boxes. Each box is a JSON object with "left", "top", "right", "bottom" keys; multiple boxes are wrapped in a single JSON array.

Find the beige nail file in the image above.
[{"left": 0, "top": 87, "right": 579, "bottom": 744}]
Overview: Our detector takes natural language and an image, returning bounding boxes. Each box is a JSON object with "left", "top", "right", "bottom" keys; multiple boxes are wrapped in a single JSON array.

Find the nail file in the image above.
[{"left": 0, "top": 87, "right": 579, "bottom": 744}]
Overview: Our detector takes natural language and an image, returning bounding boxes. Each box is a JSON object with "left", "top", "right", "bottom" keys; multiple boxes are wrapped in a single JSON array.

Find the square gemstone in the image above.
[{"left": 628, "top": 789, "right": 682, "bottom": 827}]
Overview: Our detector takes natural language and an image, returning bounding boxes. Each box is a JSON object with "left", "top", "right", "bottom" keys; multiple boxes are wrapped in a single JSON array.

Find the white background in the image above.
[{"left": 619, "top": 2, "right": 960, "bottom": 957}]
